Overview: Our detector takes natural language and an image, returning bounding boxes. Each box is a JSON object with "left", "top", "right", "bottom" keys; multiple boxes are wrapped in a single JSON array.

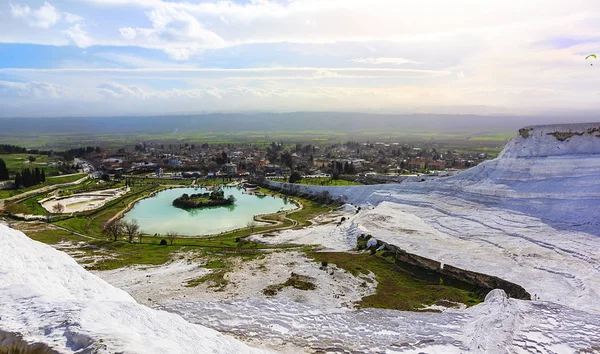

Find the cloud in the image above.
[
  {"left": 350, "top": 57, "right": 422, "bottom": 65},
  {"left": 2, "top": 76, "right": 600, "bottom": 117},
  {"left": 116, "top": 4, "right": 226, "bottom": 60},
  {"left": 0, "top": 80, "right": 71, "bottom": 99},
  {"left": 9, "top": 2, "right": 61, "bottom": 28},
  {"left": 64, "top": 12, "right": 84, "bottom": 24},
  {"left": 97, "top": 82, "right": 149, "bottom": 99},
  {"left": 63, "top": 24, "right": 93, "bottom": 48},
  {"left": 2, "top": 1, "right": 600, "bottom": 115}
]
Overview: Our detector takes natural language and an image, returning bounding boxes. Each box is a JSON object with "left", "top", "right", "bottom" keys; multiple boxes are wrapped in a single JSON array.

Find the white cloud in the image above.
[
  {"left": 116, "top": 4, "right": 226, "bottom": 60},
  {"left": 2, "top": 1, "right": 600, "bottom": 115},
  {"left": 63, "top": 12, "right": 84, "bottom": 24},
  {"left": 10, "top": 1, "right": 61, "bottom": 28},
  {"left": 350, "top": 57, "right": 422, "bottom": 65},
  {"left": 9, "top": 3, "right": 30, "bottom": 18},
  {"left": 0, "top": 80, "right": 71, "bottom": 99},
  {"left": 97, "top": 82, "right": 149, "bottom": 99},
  {"left": 63, "top": 24, "right": 93, "bottom": 48}
]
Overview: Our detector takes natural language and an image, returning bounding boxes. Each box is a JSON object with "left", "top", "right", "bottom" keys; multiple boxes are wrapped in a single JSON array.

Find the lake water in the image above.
[{"left": 122, "top": 186, "right": 297, "bottom": 236}]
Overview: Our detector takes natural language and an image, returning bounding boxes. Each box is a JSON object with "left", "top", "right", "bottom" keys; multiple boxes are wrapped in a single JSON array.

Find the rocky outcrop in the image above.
[
  {"left": 359, "top": 235, "right": 531, "bottom": 300},
  {"left": 500, "top": 123, "right": 600, "bottom": 158},
  {"left": 0, "top": 330, "right": 61, "bottom": 354}
]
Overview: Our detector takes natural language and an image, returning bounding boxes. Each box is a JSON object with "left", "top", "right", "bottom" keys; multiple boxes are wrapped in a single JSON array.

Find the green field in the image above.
[
  {"left": 16, "top": 183, "right": 328, "bottom": 270},
  {"left": 0, "top": 127, "right": 514, "bottom": 151},
  {"left": 0, "top": 173, "right": 87, "bottom": 199},
  {"left": 468, "top": 132, "right": 516, "bottom": 142},
  {"left": 272, "top": 177, "right": 360, "bottom": 186},
  {"left": 309, "top": 251, "right": 481, "bottom": 311},
  {"left": 0, "top": 153, "right": 61, "bottom": 177},
  {"left": 14, "top": 179, "right": 486, "bottom": 311}
]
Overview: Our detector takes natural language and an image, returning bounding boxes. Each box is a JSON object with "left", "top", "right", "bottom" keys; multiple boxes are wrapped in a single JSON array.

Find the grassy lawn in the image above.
[
  {"left": 468, "top": 132, "right": 516, "bottom": 142},
  {"left": 126, "top": 177, "right": 193, "bottom": 186},
  {"left": 19, "top": 180, "right": 330, "bottom": 272},
  {"left": 0, "top": 153, "right": 60, "bottom": 177},
  {"left": 308, "top": 251, "right": 481, "bottom": 311},
  {"left": 25, "top": 226, "right": 279, "bottom": 271},
  {"left": 54, "top": 184, "right": 160, "bottom": 236},
  {"left": 0, "top": 173, "right": 87, "bottom": 199},
  {"left": 272, "top": 177, "right": 360, "bottom": 186},
  {"left": 257, "top": 187, "right": 330, "bottom": 228},
  {"left": 15, "top": 194, "right": 49, "bottom": 215}
]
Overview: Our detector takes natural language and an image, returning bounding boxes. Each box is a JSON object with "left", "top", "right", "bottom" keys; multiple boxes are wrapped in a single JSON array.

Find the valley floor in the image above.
[{"left": 88, "top": 185, "right": 600, "bottom": 352}]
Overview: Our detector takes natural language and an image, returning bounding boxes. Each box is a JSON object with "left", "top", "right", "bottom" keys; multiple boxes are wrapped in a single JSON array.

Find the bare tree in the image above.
[
  {"left": 52, "top": 203, "right": 65, "bottom": 214},
  {"left": 123, "top": 219, "right": 140, "bottom": 243},
  {"left": 247, "top": 220, "right": 257, "bottom": 233},
  {"left": 103, "top": 219, "right": 124, "bottom": 241},
  {"left": 166, "top": 230, "right": 178, "bottom": 245}
]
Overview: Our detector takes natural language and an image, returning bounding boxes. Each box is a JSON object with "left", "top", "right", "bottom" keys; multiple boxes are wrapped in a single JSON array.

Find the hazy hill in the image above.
[{"left": 0, "top": 112, "right": 575, "bottom": 136}]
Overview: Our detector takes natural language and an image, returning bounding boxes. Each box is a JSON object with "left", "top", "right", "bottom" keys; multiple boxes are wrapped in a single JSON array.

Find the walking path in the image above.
[{"left": 0, "top": 175, "right": 89, "bottom": 211}]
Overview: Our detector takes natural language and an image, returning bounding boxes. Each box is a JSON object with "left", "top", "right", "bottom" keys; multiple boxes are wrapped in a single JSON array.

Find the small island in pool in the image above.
[{"left": 172, "top": 188, "right": 235, "bottom": 209}]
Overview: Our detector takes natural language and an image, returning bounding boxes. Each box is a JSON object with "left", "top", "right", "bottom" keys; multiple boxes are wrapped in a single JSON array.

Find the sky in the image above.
[{"left": 0, "top": 0, "right": 599, "bottom": 117}]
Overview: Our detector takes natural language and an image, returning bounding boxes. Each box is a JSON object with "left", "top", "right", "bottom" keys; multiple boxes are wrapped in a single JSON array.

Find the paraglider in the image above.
[{"left": 586, "top": 54, "right": 597, "bottom": 66}]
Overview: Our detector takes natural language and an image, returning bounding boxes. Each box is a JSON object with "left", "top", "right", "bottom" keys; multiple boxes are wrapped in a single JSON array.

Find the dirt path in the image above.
[
  {"left": 51, "top": 223, "right": 98, "bottom": 240},
  {"left": 105, "top": 187, "right": 164, "bottom": 225},
  {"left": 0, "top": 175, "right": 89, "bottom": 211},
  {"left": 252, "top": 199, "right": 304, "bottom": 233}
]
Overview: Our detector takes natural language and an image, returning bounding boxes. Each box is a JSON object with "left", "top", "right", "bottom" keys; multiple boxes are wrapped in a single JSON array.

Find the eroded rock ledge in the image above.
[{"left": 359, "top": 235, "right": 531, "bottom": 300}]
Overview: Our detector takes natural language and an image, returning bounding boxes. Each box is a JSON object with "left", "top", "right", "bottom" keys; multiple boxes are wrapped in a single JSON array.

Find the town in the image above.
[{"left": 86, "top": 140, "right": 493, "bottom": 184}]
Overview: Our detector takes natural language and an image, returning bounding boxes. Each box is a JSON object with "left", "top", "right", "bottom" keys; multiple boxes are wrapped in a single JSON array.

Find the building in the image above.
[
  {"left": 407, "top": 158, "right": 426, "bottom": 170},
  {"left": 426, "top": 161, "right": 446, "bottom": 171},
  {"left": 223, "top": 163, "right": 237, "bottom": 175}
]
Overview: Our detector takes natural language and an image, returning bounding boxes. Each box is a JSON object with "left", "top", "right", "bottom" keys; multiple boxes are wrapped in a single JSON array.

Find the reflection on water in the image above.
[{"left": 123, "top": 186, "right": 297, "bottom": 236}]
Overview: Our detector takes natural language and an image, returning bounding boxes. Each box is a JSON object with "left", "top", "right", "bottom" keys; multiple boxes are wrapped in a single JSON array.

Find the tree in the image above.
[
  {"left": 123, "top": 219, "right": 140, "bottom": 243},
  {"left": 289, "top": 171, "right": 302, "bottom": 184},
  {"left": 0, "top": 158, "right": 8, "bottom": 180},
  {"left": 280, "top": 151, "right": 293, "bottom": 168},
  {"left": 166, "top": 230, "right": 178, "bottom": 245},
  {"left": 52, "top": 203, "right": 65, "bottom": 214},
  {"left": 14, "top": 172, "right": 22, "bottom": 188},
  {"left": 247, "top": 220, "right": 257, "bottom": 233},
  {"left": 103, "top": 219, "right": 124, "bottom": 241}
]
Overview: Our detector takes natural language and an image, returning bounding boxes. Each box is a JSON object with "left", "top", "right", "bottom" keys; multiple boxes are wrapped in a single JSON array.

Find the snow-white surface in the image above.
[
  {"left": 41, "top": 187, "right": 129, "bottom": 213},
  {"left": 4, "top": 123, "right": 600, "bottom": 353},
  {"left": 163, "top": 289, "right": 600, "bottom": 353},
  {"left": 0, "top": 224, "right": 267, "bottom": 353},
  {"left": 499, "top": 123, "right": 600, "bottom": 158},
  {"left": 263, "top": 124, "right": 600, "bottom": 316},
  {"left": 95, "top": 251, "right": 376, "bottom": 309}
]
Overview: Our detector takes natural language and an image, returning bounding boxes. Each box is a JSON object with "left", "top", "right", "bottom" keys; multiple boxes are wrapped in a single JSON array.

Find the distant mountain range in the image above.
[{"left": 0, "top": 112, "right": 578, "bottom": 136}]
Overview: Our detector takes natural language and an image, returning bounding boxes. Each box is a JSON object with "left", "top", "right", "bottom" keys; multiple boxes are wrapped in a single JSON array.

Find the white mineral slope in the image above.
[
  {"left": 266, "top": 123, "right": 600, "bottom": 314},
  {"left": 164, "top": 289, "right": 600, "bottom": 353},
  {"left": 0, "top": 224, "right": 268, "bottom": 354}
]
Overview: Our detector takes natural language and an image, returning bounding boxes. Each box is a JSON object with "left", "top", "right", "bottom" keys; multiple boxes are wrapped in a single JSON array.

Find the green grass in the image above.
[
  {"left": 185, "top": 269, "right": 229, "bottom": 289},
  {"left": 126, "top": 177, "right": 193, "bottom": 186},
  {"left": 0, "top": 173, "right": 87, "bottom": 199},
  {"left": 54, "top": 185, "right": 160, "bottom": 236},
  {"left": 20, "top": 180, "right": 330, "bottom": 272},
  {"left": 257, "top": 187, "right": 330, "bottom": 228},
  {"left": 308, "top": 251, "right": 481, "bottom": 311},
  {"left": 263, "top": 273, "right": 316, "bottom": 296},
  {"left": 15, "top": 194, "right": 49, "bottom": 215},
  {"left": 0, "top": 153, "right": 60, "bottom": 177},
  {"left": 468, "top": 132, "right": 516, "bottom": 142},
  {"left": 283, "top": 177, "right": 360, "bottom": 186}
]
